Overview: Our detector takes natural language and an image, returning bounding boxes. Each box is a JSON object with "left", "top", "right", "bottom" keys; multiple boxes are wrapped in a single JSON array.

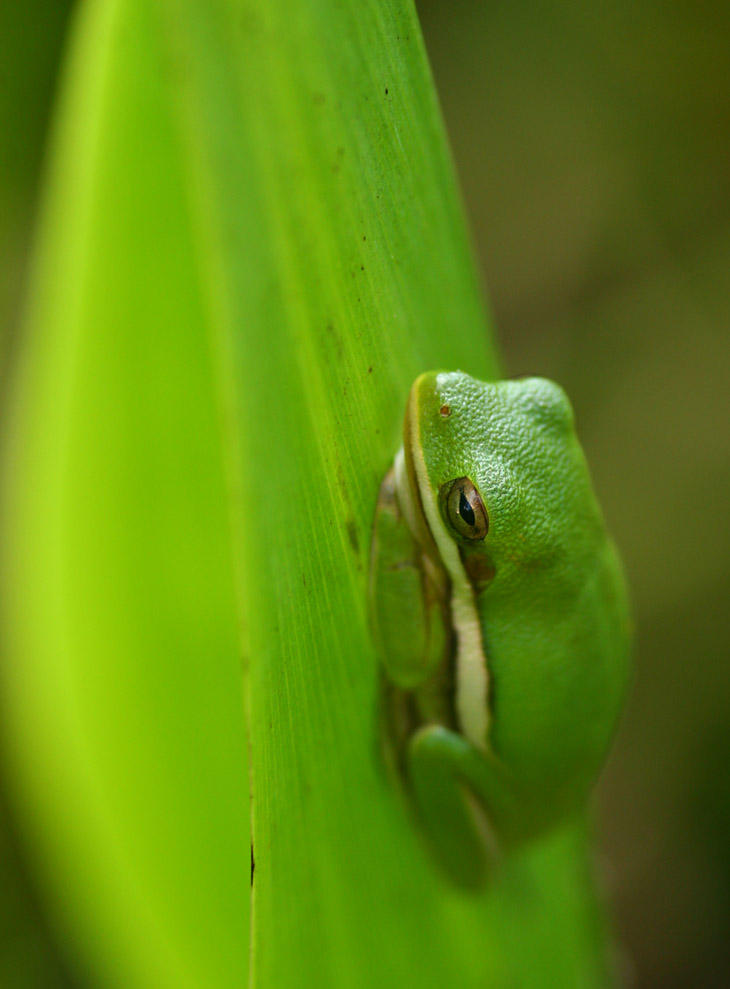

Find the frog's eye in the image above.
[{"left": 442, "top": 477, "right": 489, "bottom": 541}]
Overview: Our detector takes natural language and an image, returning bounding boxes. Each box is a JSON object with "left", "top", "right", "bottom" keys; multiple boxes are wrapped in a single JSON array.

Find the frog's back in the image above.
[{"left": 481, "top": 533, "right": 630, "bottom": 823}]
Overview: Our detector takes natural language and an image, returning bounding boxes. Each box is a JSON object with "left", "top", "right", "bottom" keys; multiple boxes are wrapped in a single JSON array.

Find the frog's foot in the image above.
[{"left": 408, "top": 724, "right": 512, "bottom": 890}]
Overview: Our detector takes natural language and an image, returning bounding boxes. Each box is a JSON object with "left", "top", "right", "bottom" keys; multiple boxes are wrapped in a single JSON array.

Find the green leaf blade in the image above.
[{"left": 3, "top": 0, "right": 613, "bottom": 986}]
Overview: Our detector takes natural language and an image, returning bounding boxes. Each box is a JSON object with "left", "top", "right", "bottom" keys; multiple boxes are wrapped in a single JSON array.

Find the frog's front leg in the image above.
[
  {"left": 408, "top": 725, "right": 518, "bottom": 890},
  {"left": 369, "top": 466, "right": 449, "bottom": 690}
]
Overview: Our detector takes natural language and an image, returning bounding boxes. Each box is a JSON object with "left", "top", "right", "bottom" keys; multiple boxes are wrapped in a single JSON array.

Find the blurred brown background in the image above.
[
  {"left": 2, "top": 1, "right": 729, "bottom": 986},
  {"left": 419, "top": 2, "right": 730, "bottom": 986}
]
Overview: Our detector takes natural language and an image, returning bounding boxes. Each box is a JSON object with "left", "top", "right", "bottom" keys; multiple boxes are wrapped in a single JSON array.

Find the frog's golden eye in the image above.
[{"left": 442, "top": 477, "right": 489, "bottom": 541}]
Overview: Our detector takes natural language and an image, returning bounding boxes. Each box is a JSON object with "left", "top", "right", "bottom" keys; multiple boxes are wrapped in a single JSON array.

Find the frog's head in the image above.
[{"left": 404, "top": 371, "right": 604, "bottom": 587}]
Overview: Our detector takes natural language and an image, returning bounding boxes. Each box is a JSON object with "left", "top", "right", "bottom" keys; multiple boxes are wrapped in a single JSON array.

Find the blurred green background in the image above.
[{"left": 1, "top": 1, "right": 728, "bottom": 987}]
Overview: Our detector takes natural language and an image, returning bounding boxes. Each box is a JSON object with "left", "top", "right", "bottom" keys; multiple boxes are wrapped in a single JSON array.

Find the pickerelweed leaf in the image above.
[{"left": 2, "top": 1, "right": 613, "bottom": 986}]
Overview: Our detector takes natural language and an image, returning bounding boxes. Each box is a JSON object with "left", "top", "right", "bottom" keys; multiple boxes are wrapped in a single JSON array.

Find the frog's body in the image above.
[{"left": 370, "top": 372, "right": 630, "bottom": 888}]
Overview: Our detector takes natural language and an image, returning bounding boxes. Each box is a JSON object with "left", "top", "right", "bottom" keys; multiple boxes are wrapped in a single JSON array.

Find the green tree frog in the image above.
[{"left": 369, "top": 372, "right": 630, "bottom": 889}]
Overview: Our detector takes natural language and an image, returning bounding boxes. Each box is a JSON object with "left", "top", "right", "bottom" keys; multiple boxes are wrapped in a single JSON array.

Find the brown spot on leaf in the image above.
[{"left": 346, "top": 519, "right": 360, "bottom": 554}]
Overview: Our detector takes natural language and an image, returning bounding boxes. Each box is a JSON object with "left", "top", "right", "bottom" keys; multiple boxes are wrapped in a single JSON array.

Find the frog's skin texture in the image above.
[{"left": 369, "top": 372, "right": 631, "bottom": 889}]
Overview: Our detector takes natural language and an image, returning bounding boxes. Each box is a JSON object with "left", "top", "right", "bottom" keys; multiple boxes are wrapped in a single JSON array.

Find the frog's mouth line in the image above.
[
  {"left": 402, "top": 382, "right": 493, "bottom": 756},
  {"left": 398, "top": 393, "right": 441, "bottom": 568}
]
